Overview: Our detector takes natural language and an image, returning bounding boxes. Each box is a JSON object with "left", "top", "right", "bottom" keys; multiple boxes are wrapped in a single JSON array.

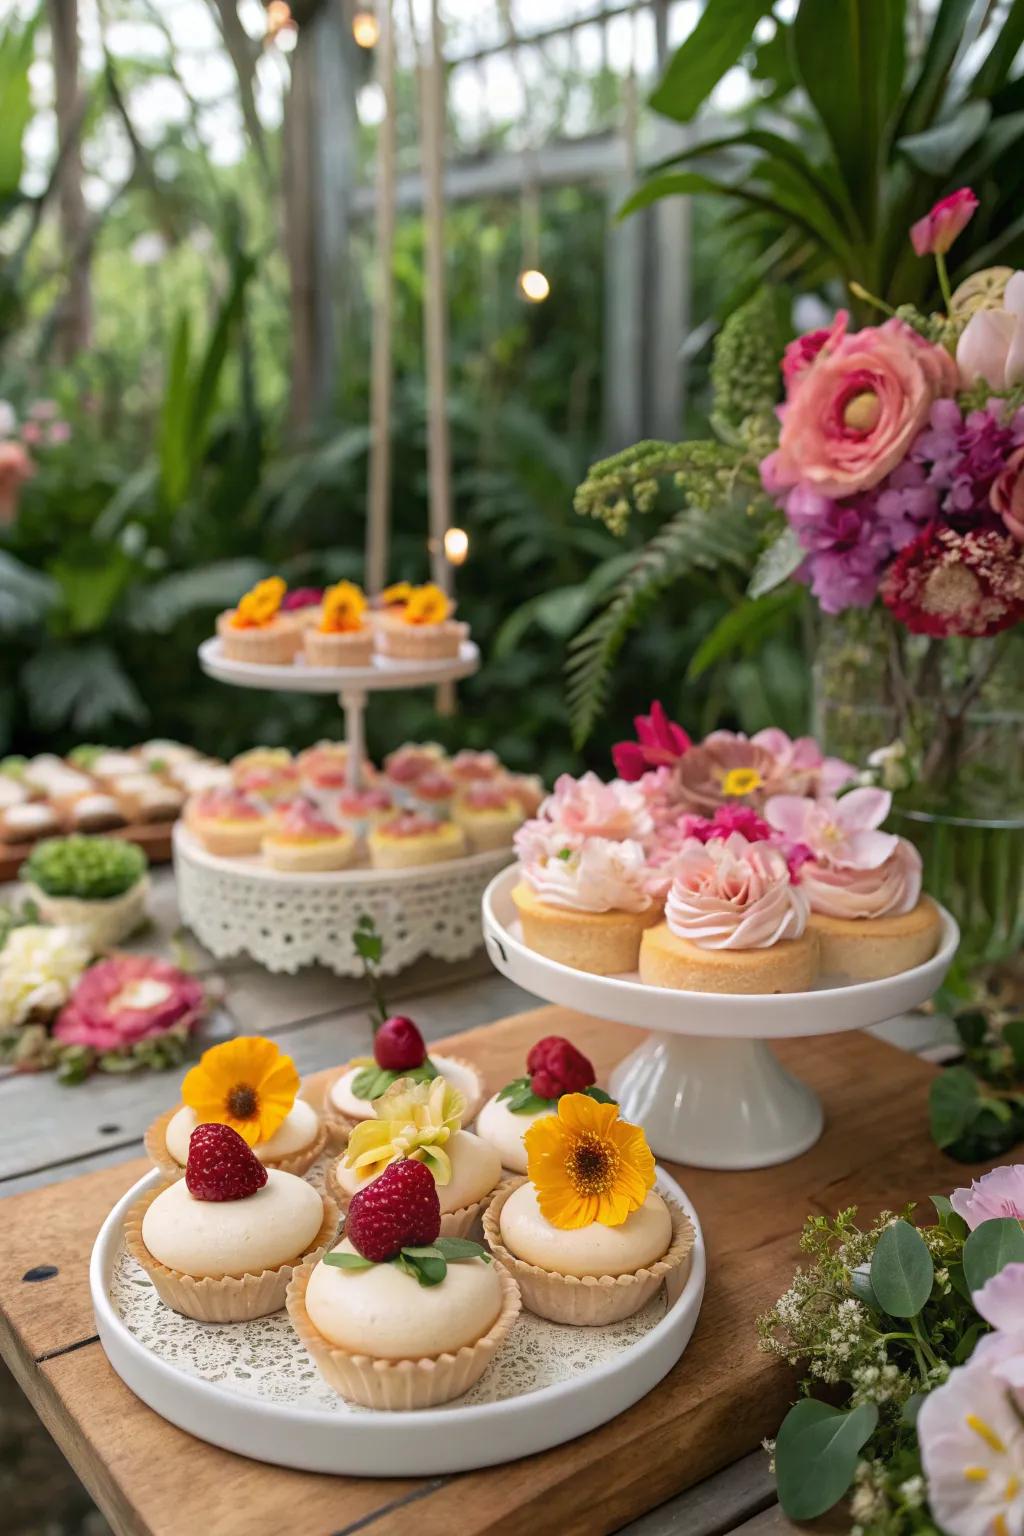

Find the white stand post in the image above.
[{"left": 340, "top": 689, "right": 367, "bottom": 790}]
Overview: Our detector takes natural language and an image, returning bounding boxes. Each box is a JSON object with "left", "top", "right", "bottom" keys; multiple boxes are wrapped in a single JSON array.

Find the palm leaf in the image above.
[
  {"left": 566, "top": 503, "right": 760, "bottom": 748},
  {"left": 23, "top": 643, "right": 146, "bottom": 733},
  {"left": 125, "top": 558, "right": 268, "bottom": 633},
  {"left": 0, "top": 551, "right": 58, "bottom": 633}
]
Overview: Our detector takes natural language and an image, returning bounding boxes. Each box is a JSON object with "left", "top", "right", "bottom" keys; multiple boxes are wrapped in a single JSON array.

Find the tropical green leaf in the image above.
[
  {"left": 775, "top": 1399, "right": 879, "bottom": 1520},
  {"left": 0, "top": 9, "right": 38, "bottom": 199},
  {"left": 747, "top": 527, "right": 804, "bottom": 599},
  {"left": 962, "top": 1217, "right": 1024, "bottom": 1294},
  {"left": 649, "top": 0, "right": 772, "bottom": 123},
  {"left": 969, "top": 0, "right": 1024, "bottom": 99},
  {"left": 620, "top": 172, "right": 845, "bottom": 256},
  {"left": 125, "top": 559, "right": 268, "bottom": 633},
  {"left": 22, "top": 643, "right": 146, "bottom": 733},
  {"left": 158, "top": 311, "right": 192, "bottom": 509},
  {"left": 0, "top": 551, "right": 57, "bottom": 633},
  {"left": 50, "top": 547, "right": 135, "bottom": 635},
  {"left": 687, "top": 588, "right": 801, "bottom": 680},
  {"left": 870, "top": 1220, "right": 934, "bottom": 1317},
  {"left": 897, "top": 0, "right": 976, "bottom": 138},
  {"left": 897, "top": 100, "right": 991, "bottom": 176}
]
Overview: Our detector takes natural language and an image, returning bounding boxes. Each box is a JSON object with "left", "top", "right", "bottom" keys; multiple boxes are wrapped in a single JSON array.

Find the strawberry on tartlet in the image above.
[
  {"left": 185, "top": 788, "right": 269, "bottom": 857},
  {"left": 262, "top": 798, "right": 357, "bottom": 872},
  {"left": 367, "top": 812, "right": 465, "bottom": 869},
  {"left": 325, "top": 1013, "right": 486, "bottom": 1140}
]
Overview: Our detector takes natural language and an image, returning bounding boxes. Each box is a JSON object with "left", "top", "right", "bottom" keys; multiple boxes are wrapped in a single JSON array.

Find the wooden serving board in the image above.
[
  {"left": 0, "top": 1007, "right": 994, "bottom": 1536},
  {"left": 0, "top": 821, "right": 175, "bottom": 883}
]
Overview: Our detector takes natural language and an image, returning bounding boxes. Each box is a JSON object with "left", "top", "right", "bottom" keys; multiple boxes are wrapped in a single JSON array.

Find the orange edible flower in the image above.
[
  {"left": 380, "top": 581, "right": 413, "bottom": 608},
  {"left": 524, "top": 1093, "right": 655, "bottom": 1230},
  {"left": 319, "top": 580, "right": 367, "bottom": 634},
  {"left": 402, "top": 582, "right": 450, "bottom": 626},
  {"left": 230, "top": 577, "right": 286, "bottom": 629},
  {"left": 181, "top": 1036, "right": 299, "bottom": 1147}
]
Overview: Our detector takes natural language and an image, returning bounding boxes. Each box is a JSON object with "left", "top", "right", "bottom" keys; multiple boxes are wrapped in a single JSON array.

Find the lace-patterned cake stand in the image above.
[
  {"left": 91, "top": 1165, "right": 705, "bottom": 1476},
  {"left": 174, "top": 824, "right": 513, "bottom": 976},
  {"left": 481, "top": 865, "right": 959, "bottom": 1170}
]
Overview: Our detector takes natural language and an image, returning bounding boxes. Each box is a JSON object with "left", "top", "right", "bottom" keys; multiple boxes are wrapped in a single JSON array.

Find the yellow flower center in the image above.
[
  {"left": 565, "top": 1131, "right": 621, "bottom": 1197},
  {"left": 721, "top": 767, "right": 763, "bottom": 797},
  {"left": 227, "top": 1083, "right": 258, "bottom": 1120},
  {"left": 843, "top": 390, "right": 881, "bottom": 432}
]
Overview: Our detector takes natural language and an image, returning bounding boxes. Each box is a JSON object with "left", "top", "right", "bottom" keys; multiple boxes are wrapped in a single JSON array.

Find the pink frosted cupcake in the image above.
[
  {"left": 185, "top": 788, "right": 269, "bottom": 857},
  {"left": 335, "top": 786, "right": 394, "bottom": 837},
  {"left": 262, "top": 799, "right": 357, "bottom": 872},
  {"left": 765, "top": 789, "right": 940, "bottom": 981},
  {"left": 449, "top": 750, "right": 501, "bottom": 786},
  {"left": 383, "top": 744, "right": 448, "bottom": 799},
  {"left": 512, "top": 832, "right": 662, "bottom": 976},
  {"left": 408, "top": 770, "right": 456, "bottom": 821},
  {"left": 638, "top": 833, "right": 816, "bottom": 994}
]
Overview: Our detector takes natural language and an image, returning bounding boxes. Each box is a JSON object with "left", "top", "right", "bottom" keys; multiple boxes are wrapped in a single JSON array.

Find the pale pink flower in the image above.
[
  {"left": 990, "top": 442, "right": 1024, "bottom": 540},
  {"left": 768, "top": 319, "right": 958, "bottom": 498},
  {"left": 918, "top": 1349, "right": 1024, "bottom": 1536},
  {"left": 538, "top": 771, "right": 652, "bottom": 842},
  {"left": 972, "top": 1263, "right": 1024, "bottom": 1396},
  {"left": 764, "top": 787, "right": 897, "bottom": 869},
  {"left": 956, "top": 271, "right": 1024, "bottom": 391},
  {"left": 910, "top": 187, "right": 978, "bottom": 257},
  {"left": 950, "top": 1164, "right": 1024, "bottom": 1229},
  {"left": 750, "top": 727, "right": 856, "bottom": 797}
]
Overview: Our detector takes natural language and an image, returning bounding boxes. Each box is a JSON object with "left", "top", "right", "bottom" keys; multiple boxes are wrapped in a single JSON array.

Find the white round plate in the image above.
[
  {"left": 198, "top": 637, "right": 480, "bottom": 694},
  {"left": 91, "top": 1168, "right": 705, "bottom": 1476},
  {"left": 481, "top": 865, "right": 958, "bottom": 1169}
]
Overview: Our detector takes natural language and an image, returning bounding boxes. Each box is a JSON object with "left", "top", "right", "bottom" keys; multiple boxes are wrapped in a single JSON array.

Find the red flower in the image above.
[
  {"left": 910, "top": 188, "right": 978, "bottom": 258},
  {"left": 612, "top": 701, "right": 691, "bottom": 782},
  {"left": 280, "top": 586, "right": 323, "bottom": 611},
  {"left": 881, "top": 523, "right": 1024, "bottom": 637},
  {"left": 526, "top": 1036, "right": 596, "bottom": 1100},
  {"left": 53, "top": 956, "right": 205, "bottom": 1052}
]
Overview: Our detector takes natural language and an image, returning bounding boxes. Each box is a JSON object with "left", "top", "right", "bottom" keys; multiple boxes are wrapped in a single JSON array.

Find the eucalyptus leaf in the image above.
[
  {"left": 962, "top": 1217, "right": 1024, "bottom": 1294},
  {"left": 849, "top": 1263, "right": 880, "bottom": 1311},
  {"left": 929, "top": 1067, "right": 983, "bottom": 1149},
  {"left": 930, "top": 1194, "right": 968, "bottom": 1242},
  {"left": 775, "top": 1399, "right": 879, "bottom": 1520},
  {"left": 870, "top": 1220, "right": 934, "bottom": 1318}
]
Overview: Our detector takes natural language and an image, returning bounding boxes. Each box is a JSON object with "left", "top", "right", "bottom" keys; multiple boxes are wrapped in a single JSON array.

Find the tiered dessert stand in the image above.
[
  {"left": 482, "top": 865, "right": 960, "bottom": 1169},
  {"left": 175, "top": 638, "right": 511, "bottom": 975}
]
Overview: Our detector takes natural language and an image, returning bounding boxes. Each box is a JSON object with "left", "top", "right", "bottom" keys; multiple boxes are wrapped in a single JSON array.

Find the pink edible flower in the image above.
[
  {"left": 539, "top": 771, "right": 652, "bottom": 842},
  {"left": 53, "top": 956, "right": 205, "bottom": 1052},
  {"left": 910, "top": 187, "right": 978, "bottom": 257},
  {"left": 612, "top": 701, "right": 691, "bottom": 782},
  {"left": 950, "top": 1164, "right": 1024, "bottom": 1229},
  {"left": 281, "top": 586, "right": 323, "bottom": 611},
  {"left": 750, "top": 727, "right": 856, "bottom": 797},
  {"left": 764, "top": 787, "right": 897, "bottom": 870}
]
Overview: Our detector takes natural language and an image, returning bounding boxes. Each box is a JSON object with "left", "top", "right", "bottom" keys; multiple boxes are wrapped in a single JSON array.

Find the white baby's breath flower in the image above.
[
  {"left": 0, "top": 925, "right": 91, "bottom": 1029},
  {"left": 899, "top": 1476, "right": 925, "bottom": 1509}
]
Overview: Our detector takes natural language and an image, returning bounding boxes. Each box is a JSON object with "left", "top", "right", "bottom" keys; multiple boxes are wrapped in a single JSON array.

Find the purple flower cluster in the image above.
[{"left": 783, "top": 399, "right": 1024, "bottom": 613}]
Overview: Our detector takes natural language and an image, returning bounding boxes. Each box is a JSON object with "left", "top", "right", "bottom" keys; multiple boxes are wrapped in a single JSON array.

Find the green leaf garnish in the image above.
[
  {"left": 324, "top": 1251, "right": 375, "bottom": 1271},
  {"left": 351, "top": 1058, "right": 439, "bottom": 1102},
  {"left": 496, "top": 1076, "right": 615, "bottom": 1114},
  {"left": 556, "top": 847, "right": 573, "bottom": 861},
  {"left": 585, "top": 1086, "right": 615, "bottom": 1104},
  {"left": 434, "top": 1237, "right": 491, "bottom": 1263}
]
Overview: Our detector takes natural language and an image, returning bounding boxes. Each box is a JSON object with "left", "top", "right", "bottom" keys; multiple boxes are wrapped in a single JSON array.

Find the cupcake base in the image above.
[
  {"left": 375, "top": 617, "right": 468, "bottom": 661},
  {"left": 483, "top": 1179, "right": 694, "bottom": 1326},
  {"left": 216, "top": 612, "right": 300, "bottom": 666},
  {"left": 261, "top": 835, "right": 357, "bottom": 872},
  {"left": 808, "top": 897, "right": 941, "bottom": 982},
  {"left": 286, "top": 1254, "right": 520, "bottom": 1409},
  {"left": 144, "top": 1106, "right": 328, "bottom": 1180},
  {"left": 125, "top": 1185, "right": 338, "bottom": 1322},
  {"left": 303, "top": 628, "right": 374, "bottom": 668},
  {"left": 512, "top": 882, "right": 662, "bottom": 975},
  {"left": 638, "top": 922, "right": 818, "bottom": 994}
]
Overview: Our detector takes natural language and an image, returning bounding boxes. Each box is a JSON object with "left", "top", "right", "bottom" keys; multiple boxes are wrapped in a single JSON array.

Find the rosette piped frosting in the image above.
[
  {"left": 521, "top": 837, "right": 654, "bottom": 915},
  {"left": 664, "top": 833, "right": 808, "bottom": 949},
  {"left": 799, "top": 838, "right": 922, "bottom": 919}
]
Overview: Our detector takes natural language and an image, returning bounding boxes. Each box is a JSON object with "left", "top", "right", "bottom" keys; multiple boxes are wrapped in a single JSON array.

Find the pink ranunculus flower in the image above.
[
  {"left": 750, "top": 727, "right": 856, "bottom": 798},
  {"left": 612, "top": 701, "right": 691, "bottom": 782},
  {"left": 990, "top": 442, "right": 1024, "bottom": 541},
  {"left": 910, "top": 187, "right": 978, "bottom": 257},
  {"left": 950, "top": 1164, "right": 1024, "bottom": 1229},
  {"left": 0, "top": 440, "right": 34, "bottom": 525},
  {"left": 538, "top": 771, "right": 653, "bottom": 842},
  {"left": 767, "top": 319, "right": 958, "bottom": 498},
  {"left": 956, "top": 270, "right": 1024, "bottom": 391},
  {"left": 764, "top": 787, "right": 898, "bottom": 870},
  {"left": 781, "top": 310, "right": 848, "bottom": 389},
  {"left": 53, "top": 955, "right": 205, "bottom": 1052}
]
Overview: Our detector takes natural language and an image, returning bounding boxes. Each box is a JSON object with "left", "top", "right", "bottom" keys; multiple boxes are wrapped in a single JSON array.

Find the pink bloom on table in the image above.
[
  {"left": 612, "top": 701, "right": 691, "bottom": 781},
  {"left": 766, "top": 319, "right": 958, "bottom": 499},
  {"left": 764, "top": 788, "right": 897, "bottom": 870},
  {"left": 971, "top": 1263, "right": 1024, "bottom": 1397},
  {"left": 950, "top": 1164, "right": 1024, "bottom": 1229},
  {"left": 53, "top": 955, "right": 205, "bottom": 1052},
  {"left": 909, "top": 187, "right": 978, "bottom": 257},
  {"left": 0, "top": 440, "right": 34, "bottom": 525},
  {"left": 751, "top": 727, "right": 855, "bottom": 797},
  {"left": 957, "top": 271, "right": 1024, "bottom": 391},
  {"left": 19, "top": 421, "right": 42, "bottom": 446},
  {"left": 781, "top": 310, "right": 848, "bottom": 389},
  {"left": 538, "top": 771, "right": 652, "bottom": 842},
  {"left": 634, "top": 766, "right": 685, "bottom": 832},
  {"left": 991, "top": 443, "right": 1024, "bottom": 540}
]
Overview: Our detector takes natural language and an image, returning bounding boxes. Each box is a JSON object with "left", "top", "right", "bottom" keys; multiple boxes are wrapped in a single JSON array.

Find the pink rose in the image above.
[
  {"left": 909, "top": 187, "right": 978, "bottom": 257},
  {"left": 956, "top": 271, "right": 1024, "bottom": 390},
  {"left": 664, "top": 833, "right": 808, "bottom": 950},
  {"left": 990, "top": 443, "right": 1024, "bottom": 541},
  {"left": 768, "top": 319, "right": 958, "bottom": 498},
  {"left": 0, "top": 440, "right": 34, "bottom": 525},
  {"left": 950, "top": 1164, "right": 1024, "bottom": 1230},
  {"left": 54, "top": 955, "right": 205, "bottom": 1052},
  {"left": 781, "top": 310, "right": 848, "bottom": 388}
]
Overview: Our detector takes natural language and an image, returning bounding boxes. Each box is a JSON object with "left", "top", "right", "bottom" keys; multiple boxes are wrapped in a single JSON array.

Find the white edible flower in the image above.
[{"left": 0, "top": 925, "right": 91, "bottom": 1029}]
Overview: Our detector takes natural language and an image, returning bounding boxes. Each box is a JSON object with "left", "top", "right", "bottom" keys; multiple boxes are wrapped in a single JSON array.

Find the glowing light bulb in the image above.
[
  {"left": 266, "top": 1, "right": 297, "bottom": 47},
  {"left": 517, "top": 268, "right": 550, "bottom": 303},
  {"left": 444, "top": 527, "right": 469, "bottom": 566},
  {"left": 352, "top": 9, "right": 380, "bottom": 47}
]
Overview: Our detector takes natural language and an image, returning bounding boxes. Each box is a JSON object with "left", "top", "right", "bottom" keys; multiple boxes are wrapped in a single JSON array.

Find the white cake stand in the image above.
[{"left": 481, "top": 866, "right": 959, "bottom": 1169}]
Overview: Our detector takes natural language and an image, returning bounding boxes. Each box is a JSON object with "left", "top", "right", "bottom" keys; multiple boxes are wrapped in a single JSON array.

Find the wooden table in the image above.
[{"left": 0, "top": 870, "right": 968, "bottom": 1536}]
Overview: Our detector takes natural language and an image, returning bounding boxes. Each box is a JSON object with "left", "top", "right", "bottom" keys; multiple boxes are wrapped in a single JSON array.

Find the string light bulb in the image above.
[
  {"left": 265, "top": 1, "right": 297, "bottom": 48},
  {"left": 517, "top": 268, "right": 550, "bottom": 303},
  {"left": 443, "top": 527, "right": 469, "bottom": 567},
  {"left": 352, "top": 8, "right": 380, "bottom": 47}
]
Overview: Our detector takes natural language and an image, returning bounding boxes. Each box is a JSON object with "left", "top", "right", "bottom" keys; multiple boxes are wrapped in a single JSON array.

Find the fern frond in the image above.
[{"left": 565, "top": 501, "right": 762, "bottom": 748}]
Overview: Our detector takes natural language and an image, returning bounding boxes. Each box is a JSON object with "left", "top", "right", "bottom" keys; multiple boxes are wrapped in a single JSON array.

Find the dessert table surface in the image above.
[{"left": 0, "top": 868, "right": 966, "bottom": 1536}]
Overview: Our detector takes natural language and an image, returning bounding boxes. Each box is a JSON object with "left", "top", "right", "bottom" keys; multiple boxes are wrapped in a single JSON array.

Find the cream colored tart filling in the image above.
[
  {"left": 329, "top": 1055, "right": 480, "bottom": 1121},
  {"left": 499, "top": 1182, "right": 672, "bottom": 1278},
  {"left": 165, "top": 1099, "right": 320, "bottom": 1166},
  {"left": 333, "top": 1129, "right": 501, "bottom": 1215},
  {"left": 305, "top": 1237, "right": 502, "bottom": 1359},
  {"left": 475, "top": 1093, "right": 550, "bottom": 1174},
  {"left": 142, "top": 1170, "right": 324, "bottom": 1278}
]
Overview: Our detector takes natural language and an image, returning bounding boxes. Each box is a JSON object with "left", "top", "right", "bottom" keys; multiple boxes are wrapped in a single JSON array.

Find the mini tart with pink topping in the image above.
[
  {"left": 802, "top": 839, "right": 940, "bottom": 981},
  {"left": 334, "top": 786, "right": 394, "bottom": 837},
  {"left": 185, "top": 788, "right": 269, "bottom": 857},
  {"left": 638, "top": 833, "right": 817, "bottom": 994},
  {"left": 375, "top": 583, "right": 468, "bottom": 661},
  {"left": 217, "top": 578, "right": 301, "bottom": 666},
  {"left": 383, "top": 742, "right": 448, "bottom": 794},
  {"left": 367, "top": 813, "right": 465, "bottom": 870},
  {"left": 303, "top": 581, "right": 374, "bottom": 668},
  {"left": 453, "top": 781, "right": 526, "bottom": 852},
  {"left": 232, "top": 761, "right": 301, "bottom": 806},
  {"left": 513, "top": 836, "right": 662, "bottom": 975},
  {"left": 261, "top": 799, "right": 357, "bottom": 872},
  {"left": 407, "top": 770, "right": 456, "bottom": 821}
]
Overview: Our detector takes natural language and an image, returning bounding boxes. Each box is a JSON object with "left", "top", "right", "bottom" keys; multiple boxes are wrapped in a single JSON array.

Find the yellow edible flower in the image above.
[
  {"left": 230, "top": 577, "right": 286, "bottom": 629},
  {"left": 402, "top": 582, "right": 450, "bottom": 626},
  {"left": 524, "top": 1093, "right": 655, "bottom": 1230},
  {"left": 319, "top": 580, "right": 367, "bottom": 634},
  {"left": 181, "top": 1035, "right": 299, "bottom": 1147},
  {"left": 344, "top": 1075, "right": 465, "bottom": 1185},
  {"left": 380, "top": 581, "right": 413, "bottom": 608}
]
